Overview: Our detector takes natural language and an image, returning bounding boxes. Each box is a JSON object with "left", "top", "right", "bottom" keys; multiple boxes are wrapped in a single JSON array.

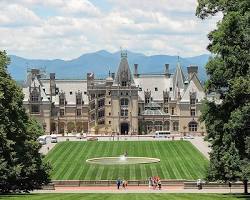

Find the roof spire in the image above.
[{"left": 120, "top": 47, "right": 127, "bottom": 58}]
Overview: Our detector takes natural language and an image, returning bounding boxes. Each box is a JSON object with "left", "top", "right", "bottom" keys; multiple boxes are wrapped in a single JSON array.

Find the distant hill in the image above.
[{"left": 7, "top": 50, "right": 210, "bottom": 81}]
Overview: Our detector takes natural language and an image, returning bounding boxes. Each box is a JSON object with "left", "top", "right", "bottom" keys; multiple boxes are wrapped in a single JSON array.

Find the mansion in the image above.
[{"left": 22, "top": 51, "right": 206, "bottom": 135}]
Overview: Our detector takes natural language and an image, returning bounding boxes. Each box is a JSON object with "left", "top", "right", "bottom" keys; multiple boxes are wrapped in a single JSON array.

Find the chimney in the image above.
[
  {"left": 87, "top": 72, "right": 94, "bottom": 87},
  {"left": 164, "top": 64, "right": 169, "bottom": 75},
  {"left": 31, "top": 69, "right": 40, "bottom": 79},
  {"left": 50, "top": 73, "right": 56, "bottom": 96},
  {"left": 187, "top": 65, "right": 198, "bottom": 80},
  {"left": 134, "top": 64, "right": 139, "bottom": 77}
]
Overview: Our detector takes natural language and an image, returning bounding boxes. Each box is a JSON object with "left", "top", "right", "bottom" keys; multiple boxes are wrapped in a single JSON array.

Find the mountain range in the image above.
[{"left": 7, "top": 50, "right": 210, "bottom": 81}]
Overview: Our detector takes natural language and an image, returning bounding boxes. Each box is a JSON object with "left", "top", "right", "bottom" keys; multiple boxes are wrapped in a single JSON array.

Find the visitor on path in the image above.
[
  {"left": 122, "top": 180, "right": 128, "bottom": 189},
  {"left": 124, "top": 151, "right": 128, "bottom": 157},
  {"left": 148, "top": 177, "right": 153, "bottom": 188},
  {"left": 158, "top": 179, "right": 162, "bottom": 190},
  {"left": 116, "top": 178, "right": 121, "bottom": 189},
  {"left": 197, "top": 179, "right": 202, "bottom": 190}
]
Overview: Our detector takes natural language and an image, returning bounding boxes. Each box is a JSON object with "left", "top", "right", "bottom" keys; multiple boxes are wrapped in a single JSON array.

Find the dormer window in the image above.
[
  {"left": 31, "top": 94, "right": 39, "bottom": 102},
  {"left": 122, "top": 81, "right": 127, "bottom": 86},
  {"left": 59, "top": 97, "right": 65, "bottom": 105},
  {"left": 76, "top": 97, "right": 82, "bottom": 105}
]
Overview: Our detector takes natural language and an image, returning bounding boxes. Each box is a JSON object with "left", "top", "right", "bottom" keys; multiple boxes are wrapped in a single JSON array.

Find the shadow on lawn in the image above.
[{"left": 222, "top": 194, "right": 250, "bottom": 200}]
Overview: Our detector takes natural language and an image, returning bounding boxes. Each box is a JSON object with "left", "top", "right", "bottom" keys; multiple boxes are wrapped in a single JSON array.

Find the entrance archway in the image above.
[{"left": 120, "top": 123, "right": 129, "bottom": 135}]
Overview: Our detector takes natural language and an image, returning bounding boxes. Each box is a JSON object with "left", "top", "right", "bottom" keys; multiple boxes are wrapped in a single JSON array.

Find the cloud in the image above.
[{"left": 0, "top": 0, "right": 221, "bottom": 59}]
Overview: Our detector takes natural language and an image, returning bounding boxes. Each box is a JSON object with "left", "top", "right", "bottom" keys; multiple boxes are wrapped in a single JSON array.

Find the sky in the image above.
[{"left": 0, "top": 0, "right": 221, "bottom": 60}]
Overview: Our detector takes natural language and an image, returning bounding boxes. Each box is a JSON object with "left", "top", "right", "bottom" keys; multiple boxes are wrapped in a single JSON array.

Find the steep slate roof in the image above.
[
  {"left": 134, "top": 75, "right": 173, "bottom": 101},
  {"left": 114, "top": 53, "right": 134, "bottom": 85},
  {"left": 180, "top": 73, "right": 205, "bottom": 102},
  {"left": 172, "top": 62, "right": 186, "bottom": 98}
]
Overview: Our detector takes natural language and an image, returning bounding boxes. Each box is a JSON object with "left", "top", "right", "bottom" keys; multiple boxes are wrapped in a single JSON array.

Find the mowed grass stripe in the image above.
[
  {"left": 172, "top": 142, "right": 192, "bottom": 179},
  {"left": 79, "top": 142, "right": 98, "bottom": 180},
  {"left": 67, "top": 142, "right": 89, "bottom": 179},
  {"left": 176, "top": 142, "right": 196, "bottom": 179},
  {"left": 55, "top": 142, "right": 83, "bottom": 179},
  {"left": 49, "top": 142, "right": 76, "bottom": 179}
]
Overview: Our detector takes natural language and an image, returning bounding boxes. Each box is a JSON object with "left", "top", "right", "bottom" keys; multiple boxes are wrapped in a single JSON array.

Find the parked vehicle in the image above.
[
  {"left": 153, "top": 131, "right": 171, "bottom": 138},
  {"left": 76, "top": 133, "right": 86, "bottom": 139},
  {"left": 184, "top": 135, "right": 194, "bottom": 139},
  {"left": 87, "top": 137, "right": 98, "bottom": 141},
  {"left": 37, "top": 135, "right": 51, "bottom": 145},
  {"left": 51, "top": 134, "right": 58, "bottom": 143}
]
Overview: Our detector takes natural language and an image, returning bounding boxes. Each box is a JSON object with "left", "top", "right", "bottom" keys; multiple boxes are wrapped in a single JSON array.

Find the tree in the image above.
[
  {"left": 196, "top": 0, "right": 250, "bottom": 193},
  {"left": 0, "top": 51, "right": 51, "bottom": 193}
]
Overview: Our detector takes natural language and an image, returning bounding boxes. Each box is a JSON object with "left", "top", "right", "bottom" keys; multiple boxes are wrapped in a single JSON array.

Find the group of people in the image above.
[
  {"left": 116, "top": 178, "right": 128, "bottom": 189},
  {"left": 149, "top": 176, "right": 162, "bottom": 190}
]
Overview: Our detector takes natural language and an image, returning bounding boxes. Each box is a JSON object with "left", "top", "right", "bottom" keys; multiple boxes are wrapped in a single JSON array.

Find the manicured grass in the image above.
[
  {"left": 45, "top": 141, "right": 208, "bottom": 180},
  {"left": 1, "top": 194, "right": 249, "bottom": 200}
]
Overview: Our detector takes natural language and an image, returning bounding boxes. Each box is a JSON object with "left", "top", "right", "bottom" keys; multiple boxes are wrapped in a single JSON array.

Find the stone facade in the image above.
[{"left": 22, "top": 51, "right": 206, "bottom": 136}]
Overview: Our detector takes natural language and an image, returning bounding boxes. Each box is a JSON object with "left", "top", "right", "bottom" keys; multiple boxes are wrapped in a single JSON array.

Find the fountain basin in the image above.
[{"left": 86, "top": 157, "right": 160, "bottom": 165}]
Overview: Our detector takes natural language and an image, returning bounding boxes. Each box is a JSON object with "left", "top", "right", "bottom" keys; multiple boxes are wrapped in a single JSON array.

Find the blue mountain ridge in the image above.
[{"left": 7, "top": 50, "right": 211, "bottom": 81}]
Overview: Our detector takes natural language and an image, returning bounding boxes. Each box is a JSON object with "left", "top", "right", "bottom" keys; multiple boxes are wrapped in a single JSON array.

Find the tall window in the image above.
[
  {"left": 98, "top": 110, "right": 105, "bottom": 118},
  {"left": 31, "top": 105, "right": 40, "bottom": 113},
  {"left": 190, "top": 109, "right": 196, "bottom": 116},
  {"left": 31, "top": 94, "right": 39, "bottom": 102},
  {"left": 60, "top": 109, "right": 65, "bottom": 116},
  {"left": 164, "top": 121, "right": 170, "bottom": 131},
  {"left": 76, "top": 97, "right": 82, "bottom": 105},
  {"left": 98, "top": 99, "right": 105, "bottom": 107},
  {"left": 120, "top": 98, "right": 129, "bottom": 106},
  {"left": 189, "top": 121, "right": 198, "bottom": 132},
  {"left": 121, "top": 109, "right": 128, "bottom": 116},
  {"left": 171, "top": 107, "right": 175, "bottom": 115},
  {"left": 145, "top": 97, "right": 150, "bottom": 104},
  {"left": 76, "top": 109, "right": 81, "bottom": 116},
  {"left": 173, "top": 121, "right": 179, "bottom": 131},
  {"left": 59, "top": 98, "right": 65, "bottom": 106}
]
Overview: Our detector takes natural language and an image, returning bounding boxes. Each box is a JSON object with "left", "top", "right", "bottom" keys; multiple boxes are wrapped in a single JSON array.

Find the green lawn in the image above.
[
  {"left": 45, "top": 141, "right": 208, "bottom": 180},
  {"left": 1, "top": 194, "right": 249, "bottom": 200}
]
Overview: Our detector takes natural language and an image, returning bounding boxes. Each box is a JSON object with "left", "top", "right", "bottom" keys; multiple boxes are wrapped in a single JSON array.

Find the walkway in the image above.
[{"left": 189, "top": 137, "right": 211, "bottom": 159}]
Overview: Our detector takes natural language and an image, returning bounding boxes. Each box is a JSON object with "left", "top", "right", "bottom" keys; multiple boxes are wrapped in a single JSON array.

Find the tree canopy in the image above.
[
  {"left": 0, "top": 51, "right": 50, "bottom": 193},
  {"left": 196, "top": 0, "right": 250, "bottom": 193}
]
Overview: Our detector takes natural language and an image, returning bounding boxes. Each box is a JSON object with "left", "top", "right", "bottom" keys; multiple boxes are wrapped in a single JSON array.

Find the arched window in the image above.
[
  {"left": 189, "top": 121, "right": 198, "bottom": 132},
  {"left": 120, "top": 98, "right": 129, "bottom": 106},
  {"left": 173, "top": 121, "right": 179, "bottom": 131},
  {"left": 164, "top": 121, "right": 170, "bottom": 131}
]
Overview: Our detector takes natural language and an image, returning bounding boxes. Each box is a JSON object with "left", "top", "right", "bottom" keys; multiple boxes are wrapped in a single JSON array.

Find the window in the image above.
[
  {"left": 173, "top": 122, "right": 179, "bottom": 131},
  {"left": 145, "top": 97, "right": 150, "bottom": 104},
  {"left": 165, "top": 107, "right": 168, "bottom": 113},
  {"left": 155, "top": 87, "right": 158, "bottom": 91},
  {"left": 76, "top": 97, "right": 82, "bottom": 105},
  {"left": 170, "top": 87, "right": 172, "bottom": 91},
  {"left": 98, "top": 110, "right": 105, "bottom": 118},
  {"left": 139, "top": 87, "right": 142, "bottom": 91},
  {"left": 59, "top": 98, "right": 65, "bottom": 105},
  {"left": 84, "top": 91, "right": 87, "bottom": 94},
  {"left": 121, "top": 109, "right": 128, "bottom": 116},
  {"left": 109, "top": 101, "right": 111, "bottom": 105},
  {"left": 98, "top": 99, "right": 105, "bottom": 107},
  {"left": 190, "top": 109, "right": 195, "bottom": 116},
  {"left": 120, "top": 98, "right": 129, "bottom": 106},
  {"left": 31, "top": 105, "right": 40, "bottom": 113},
  {"left": 31, "top": 94, "right": 39, "bottom": 102},
  {"left": 109, "top": 121, "right": 111, "bottom": 124},
  {"left": 171, "top": 107, "right": 175, "bottom": 115},
  {"left": 164, "top": 97, "right": 169, "bottom": 103},
  {"left": 189, "top": 121, "right": 198, "bottom": 132},
  {"left": 60, "top": 109, "right": 65, "bottom": 116},
  {"left": 190, "top": 98, "right": 196, "bottom": 106},
  {"left": 164, "top": 121, "right": 170, "bottom": 131},
  {"left": 76, "top": 109, "right": 81, "bottom": 116},
  {"left": 108, "top": 91, "right": 111, "bottom": 95},
  {"left": 122, "top": 81, "right": 127, "bottom": 86},
  {"left": 70, "top": 91, "right": 73, "bottom": 95},
  {"left": 91, "top": 113, "right": 95, "bottom": 120},
  {"left": 109, "top": 112, "right": 111, "bottom": 116},
  {"left": 90, "top": 103, "right": 95, "bottom": 110}
]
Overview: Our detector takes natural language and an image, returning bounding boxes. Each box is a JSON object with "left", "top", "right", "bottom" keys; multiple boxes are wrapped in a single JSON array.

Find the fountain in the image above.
[{"left": 86, "top": 156, "right": 160, "bottom": 165}]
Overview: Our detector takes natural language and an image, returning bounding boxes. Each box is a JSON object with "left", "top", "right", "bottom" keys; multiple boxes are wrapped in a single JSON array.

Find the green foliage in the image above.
[
  {"left": 0, "top": 51, "right": 50, "bottom": 193},
  {"left": 196, "top": 0, "right": 250, "bottom": 184}
]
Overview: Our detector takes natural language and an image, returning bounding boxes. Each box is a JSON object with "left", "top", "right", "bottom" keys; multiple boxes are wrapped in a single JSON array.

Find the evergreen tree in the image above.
[
  {"left": 196, "top": 0, "right": 250, "bottom": 193},
  {"left": 0, "top": 51, "right": 50, "bottom": 193}
]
